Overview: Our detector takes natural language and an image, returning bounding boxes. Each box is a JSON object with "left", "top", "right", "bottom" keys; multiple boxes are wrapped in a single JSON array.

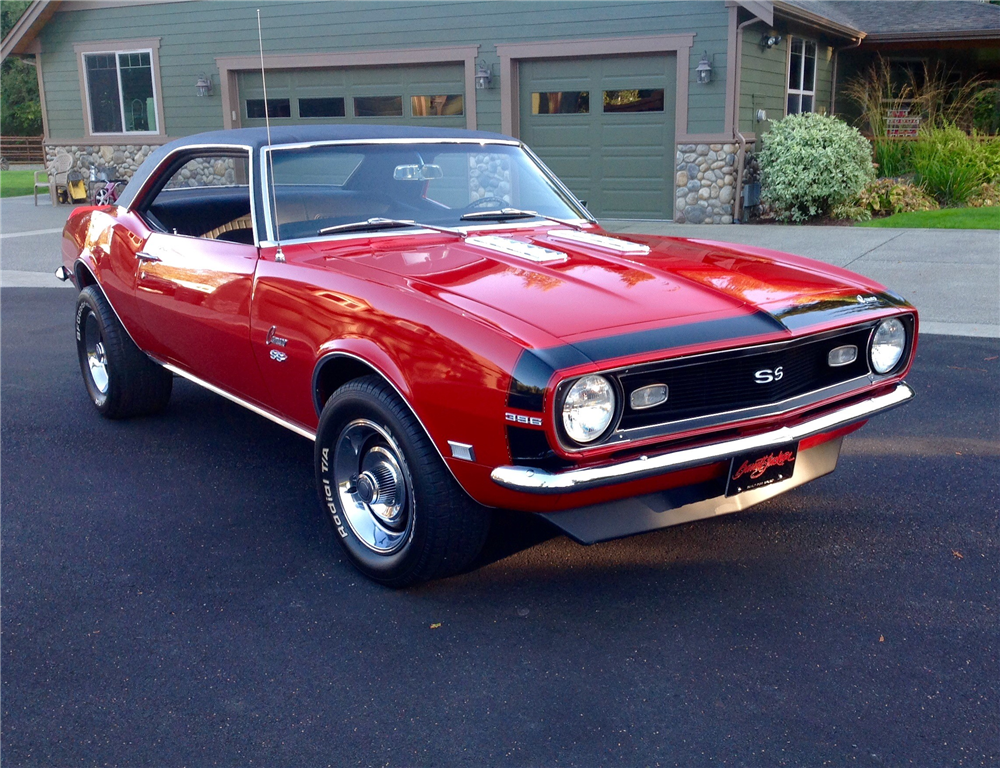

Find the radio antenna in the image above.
[{"left": 257, "top": 8, "right": 284, "bottom": 262}]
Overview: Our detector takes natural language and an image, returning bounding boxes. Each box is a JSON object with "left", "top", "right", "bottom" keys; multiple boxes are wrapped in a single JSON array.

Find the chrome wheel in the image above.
[
  {"left": 333, "top": 419, "right": 413, "bottom": 554},
  {"left": 83, "top": 311, "right": 109, "bottom": 394}
]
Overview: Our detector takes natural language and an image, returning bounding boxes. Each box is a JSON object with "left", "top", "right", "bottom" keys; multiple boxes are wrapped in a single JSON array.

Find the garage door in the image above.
[
  {"left": 519, "top": 54, "right": 676, "bottom": 220},
  {"left": 238, "top": 63, "right": 466, "bottom": 128}
]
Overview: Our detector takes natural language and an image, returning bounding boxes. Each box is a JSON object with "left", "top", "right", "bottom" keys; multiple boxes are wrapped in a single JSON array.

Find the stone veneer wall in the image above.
[
  {"left": 673, "top": 142, "right": 737, "bottom": 224},
  {"left": 45, "top": 144, "right": 155, "bottom": 180}
]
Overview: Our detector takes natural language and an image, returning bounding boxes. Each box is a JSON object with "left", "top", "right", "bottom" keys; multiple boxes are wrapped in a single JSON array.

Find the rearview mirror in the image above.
[{"left": 393, "top": 164, "right": 444, "bottom": 181}]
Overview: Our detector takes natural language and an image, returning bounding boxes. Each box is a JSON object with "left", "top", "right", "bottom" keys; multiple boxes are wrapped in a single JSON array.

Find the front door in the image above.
[{"left": 132, "top": 152, "right": 270, "bottom": 405}]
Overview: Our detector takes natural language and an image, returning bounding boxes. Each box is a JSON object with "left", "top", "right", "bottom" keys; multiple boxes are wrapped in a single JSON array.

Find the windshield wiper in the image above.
[
  {"left": 318, "top": 217, "right": 464, "bottom": 237},
  {"left": 459, "top": 208, "right": 586, "bottom": 230}
]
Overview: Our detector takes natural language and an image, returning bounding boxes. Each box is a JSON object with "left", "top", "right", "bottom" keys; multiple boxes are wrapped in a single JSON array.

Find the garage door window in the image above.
[
  {"left": 299, "top": 97, "right": 346, "bottom": 118},
  {"left": 354, "top": 96, "right": 403, "bottom": 117},
  {"left": 411, "top": 95, "right": 464, "bottom": 117},
  {"left": 603, "top": 89, "right": 664, "bottom": 113},
  {"left": 531, "top": 91, "right": 589, "bottom": 114},
  {"left": 247, "top": 98, "right": 291, "bottom": 119}
]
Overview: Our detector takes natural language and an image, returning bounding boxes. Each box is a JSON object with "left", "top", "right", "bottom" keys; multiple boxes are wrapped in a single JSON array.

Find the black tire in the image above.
[
  {"left": 315, "top": 375, "right": 490, "bottom": 587},
  {"left": 75, "top": 285, "right": 173, "bottom": 418}
]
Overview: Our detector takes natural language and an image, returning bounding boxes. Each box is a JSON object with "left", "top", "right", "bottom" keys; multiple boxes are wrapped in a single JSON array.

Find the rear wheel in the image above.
[
  {"left": 75, "top": 285, "right": 173, "bottom": 418},
  {"left": 315, "top": 375, "right": 490, "bottom": 587}
]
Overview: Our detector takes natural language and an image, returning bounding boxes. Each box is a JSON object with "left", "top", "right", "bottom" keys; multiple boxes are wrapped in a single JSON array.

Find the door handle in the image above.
[{"left": 136, "top": 251, "right": 161, "bottom": 263}]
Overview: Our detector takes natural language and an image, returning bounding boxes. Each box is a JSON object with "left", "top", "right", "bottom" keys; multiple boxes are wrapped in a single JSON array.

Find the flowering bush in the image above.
[
  {"left": 758, "top": 112, "right": 874, "bottom": 222},
  {"left": 967, "top": 182, "right": 999, "bottom": 208},
  {"left": 832, "top": 178, "right": 938, "bottom": 221}
]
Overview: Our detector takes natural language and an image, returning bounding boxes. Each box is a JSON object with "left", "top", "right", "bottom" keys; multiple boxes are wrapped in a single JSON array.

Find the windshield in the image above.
[{"left": 263, "top": 142, "right": 587, "bottom": 241}]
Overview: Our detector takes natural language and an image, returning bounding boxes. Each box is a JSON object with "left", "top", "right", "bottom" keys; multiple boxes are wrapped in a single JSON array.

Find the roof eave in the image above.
[
  {"left": 772, "top": 0, "right": 865, "bottom": 41},
  {"left": 0, "top": 0, "right": 59, "bottom": 63},
  {"left": 861, "top": 29, "right": 1000, "bottom": 44}
]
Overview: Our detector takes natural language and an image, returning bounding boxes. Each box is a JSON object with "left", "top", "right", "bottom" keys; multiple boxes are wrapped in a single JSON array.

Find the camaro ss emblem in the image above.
[
  {"left": 269, "top": 349, "right": 288, "bottom": 362},
  {"left": 754, "top": 366, "right": 784, "bottom": 384},
  {"left": 505, "top": 412, "right": 543, "bottom": 426}
]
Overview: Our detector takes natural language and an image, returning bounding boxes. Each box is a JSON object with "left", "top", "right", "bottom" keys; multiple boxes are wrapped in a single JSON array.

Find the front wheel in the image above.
[
  {"left": 315, "top": 375, "right": 490, "bottom": 587},
  {"left": 75, "top": 285, "right": 173, "bottom": 418}
]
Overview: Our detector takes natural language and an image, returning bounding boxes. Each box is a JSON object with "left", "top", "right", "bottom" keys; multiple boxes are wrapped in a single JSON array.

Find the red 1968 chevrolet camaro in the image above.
[{"left": 59, "top": 126, "right": 916, "bottom": 586}]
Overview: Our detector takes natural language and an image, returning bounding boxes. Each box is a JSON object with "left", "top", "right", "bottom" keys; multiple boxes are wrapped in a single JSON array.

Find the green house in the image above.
[{"left": 3, "top": 0, "right": 997, "bottom": 222}]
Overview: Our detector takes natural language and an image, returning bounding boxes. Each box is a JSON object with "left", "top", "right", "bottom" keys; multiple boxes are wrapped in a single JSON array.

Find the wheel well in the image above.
[
  {"left": 75, "top": 261, "right": 97, "bottom": 289},
  {"left": 313, "top": 354, "right": 384, "bottom": 416}
]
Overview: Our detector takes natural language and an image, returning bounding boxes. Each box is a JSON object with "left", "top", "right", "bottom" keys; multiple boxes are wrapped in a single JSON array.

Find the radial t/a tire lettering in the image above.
[
  {"left": 315, "top": 375, "right": 491, "bottom": 587},
  {"left": 75, "top": 285, "right": 173, "bottom": 419}
]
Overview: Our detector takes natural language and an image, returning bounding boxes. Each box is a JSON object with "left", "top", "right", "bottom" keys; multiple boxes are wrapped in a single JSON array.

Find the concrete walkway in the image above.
[{"left": 0, "top": 194, "right": 996, "bottom": 337}]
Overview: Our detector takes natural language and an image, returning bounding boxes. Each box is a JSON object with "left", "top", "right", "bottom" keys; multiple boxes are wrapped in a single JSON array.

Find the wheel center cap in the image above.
[{"left": 356, "top": 471, "right": 379, "bottom": 504}]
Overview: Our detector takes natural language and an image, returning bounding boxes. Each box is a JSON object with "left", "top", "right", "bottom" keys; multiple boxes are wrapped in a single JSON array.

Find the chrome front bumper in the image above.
[{"left": 491, "top": 383, "right": 914, "bottom": 494}]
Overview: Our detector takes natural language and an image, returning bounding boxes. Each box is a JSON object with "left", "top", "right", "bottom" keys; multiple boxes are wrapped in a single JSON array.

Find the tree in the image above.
[{"left": 1, "top": 0, "right": 43, "bottom": 136}]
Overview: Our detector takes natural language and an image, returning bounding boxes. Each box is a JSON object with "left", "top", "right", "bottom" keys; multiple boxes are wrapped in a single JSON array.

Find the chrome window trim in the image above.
[
  {"left": 125, "top": 143, "right": 259, "bottom": 245},
  {"left": 259, "top": 138, "right": 592, "bottom": 243}
]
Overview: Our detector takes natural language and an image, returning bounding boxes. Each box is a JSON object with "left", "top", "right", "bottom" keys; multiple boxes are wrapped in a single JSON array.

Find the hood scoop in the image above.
[
  {"left": 546, "top": 229, "right": 651, "bottom": 255},
  {"left": 465, "top": 234, "right": 568, "bottom": 264}
]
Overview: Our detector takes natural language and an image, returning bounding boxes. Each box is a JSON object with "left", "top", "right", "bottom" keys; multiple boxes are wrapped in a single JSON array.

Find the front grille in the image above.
[{"left": 615, "top": 324, "right": 875, "bottom": 433}]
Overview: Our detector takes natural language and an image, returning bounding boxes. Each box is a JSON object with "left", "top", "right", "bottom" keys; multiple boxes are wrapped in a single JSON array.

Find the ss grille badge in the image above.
[{"left": 754, "top": 366, "right": 784, "bottom": 384}]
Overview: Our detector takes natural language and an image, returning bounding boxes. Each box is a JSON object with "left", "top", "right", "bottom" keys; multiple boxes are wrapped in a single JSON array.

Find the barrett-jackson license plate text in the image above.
[{"left": 725, "top": 442, "right": 798, "bottom": 497}]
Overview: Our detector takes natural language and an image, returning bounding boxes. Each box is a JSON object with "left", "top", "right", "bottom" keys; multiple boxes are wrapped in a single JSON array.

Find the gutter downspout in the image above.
[{"left": 732, "top": 16, "right": 766, "bottom": 223}]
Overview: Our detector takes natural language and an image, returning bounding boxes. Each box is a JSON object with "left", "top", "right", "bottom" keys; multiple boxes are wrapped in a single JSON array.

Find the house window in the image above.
[
  {"left": 84, "top": 50, "right": 159, "bottom": 134},
  {"left": 786, "top": 38, "right": 817, "bottom": 115}
]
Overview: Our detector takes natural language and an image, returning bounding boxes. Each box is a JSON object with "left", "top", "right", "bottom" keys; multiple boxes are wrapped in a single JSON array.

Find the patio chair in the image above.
[{"left": 40, "top": 154, "right": 73, "bottom": 206}]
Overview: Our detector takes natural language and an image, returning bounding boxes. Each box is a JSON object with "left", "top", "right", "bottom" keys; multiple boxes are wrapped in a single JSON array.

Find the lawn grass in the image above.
[
  {"left": 0, "top": 170, "right": 38, "bottom": 198},
  {"left": 856, "top": 207, "right": 1000, "bottom": 230}
]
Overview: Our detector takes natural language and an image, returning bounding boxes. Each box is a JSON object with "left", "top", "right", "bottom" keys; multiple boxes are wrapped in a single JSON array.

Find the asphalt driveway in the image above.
[{"left": 2, "top": 288, "right": 997, "bottom": 766}]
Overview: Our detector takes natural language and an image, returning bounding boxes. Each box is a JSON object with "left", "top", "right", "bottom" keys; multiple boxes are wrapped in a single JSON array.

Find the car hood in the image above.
[{"left": 314, "top": 226, "right": 903, "bottom": 349}]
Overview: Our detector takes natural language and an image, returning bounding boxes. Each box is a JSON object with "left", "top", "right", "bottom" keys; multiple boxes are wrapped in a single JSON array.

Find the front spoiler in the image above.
[{"left": 491, "top": 383, "right": 914, "bottom": 494}]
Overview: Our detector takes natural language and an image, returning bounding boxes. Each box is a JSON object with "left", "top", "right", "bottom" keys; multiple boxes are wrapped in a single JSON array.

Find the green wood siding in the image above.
[
  {"left": 37, "top": 0, "right": 730, "bottom": 140},
  {"left": 739, "top": 28, "right": 837, "bottom": 135}
]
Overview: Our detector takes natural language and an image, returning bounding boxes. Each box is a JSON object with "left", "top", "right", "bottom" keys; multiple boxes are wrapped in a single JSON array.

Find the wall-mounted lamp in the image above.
[
  {"left": 760, "top": 32, "right": 783, "bottom": 50},
  {"left": 475, "top": 59, "right": 493, "bottom": 90},
  {"left": 695, "top": 52, "right": 713, "bottom": 85},
  {"left": 195, "top": 73, "right": 214, "bottom": 97}
]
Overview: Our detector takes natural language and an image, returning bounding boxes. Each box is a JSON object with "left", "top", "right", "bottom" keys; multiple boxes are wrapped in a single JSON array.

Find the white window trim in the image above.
[
  {"left": 785, "top": 36, "right": 817, "bottom": 117},
  {"left": 75, "top": 38, "right": 166, "bottom": 140}
]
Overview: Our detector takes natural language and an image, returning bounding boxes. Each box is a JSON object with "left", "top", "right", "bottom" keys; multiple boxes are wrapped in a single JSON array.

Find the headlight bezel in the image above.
[
  {"left": 868, "top": 316, "right": 910, "bottom": 375},
  {"left": 556, "top": 373, "right": 623, "bottom": 447}
]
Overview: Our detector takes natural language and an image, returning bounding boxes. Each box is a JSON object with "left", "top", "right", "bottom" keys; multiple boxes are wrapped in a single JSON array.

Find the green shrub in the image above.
[
  {"left": 975, "top": 134, "right": 1000, "bottom": 183},
  {"left": 872, "top": 139, "right": 912, "bottom": 178},
  {"left": 758, "top": 112, "right": 875, "bottom": 222},
  {"left": 910, "top": 125, "right": 985, "bottom": 204},
  {"left": 832, "top": 178, "right": 938, "bottom": 221}
]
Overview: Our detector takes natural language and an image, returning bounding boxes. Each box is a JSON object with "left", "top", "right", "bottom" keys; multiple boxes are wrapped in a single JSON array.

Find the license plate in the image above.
[{"left": 725, "top": 442, "right": 798, "bottom": 497}]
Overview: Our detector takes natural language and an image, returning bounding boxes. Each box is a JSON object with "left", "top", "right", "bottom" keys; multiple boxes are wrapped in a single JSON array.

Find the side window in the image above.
[{"left": 144, "top": 154, "right": 254, "bottom": 243}]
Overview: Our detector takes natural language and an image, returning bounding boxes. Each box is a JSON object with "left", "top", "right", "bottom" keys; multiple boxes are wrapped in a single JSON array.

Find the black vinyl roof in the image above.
[{"left": 117, "top": 125, "right": 515, "bottom": 209}]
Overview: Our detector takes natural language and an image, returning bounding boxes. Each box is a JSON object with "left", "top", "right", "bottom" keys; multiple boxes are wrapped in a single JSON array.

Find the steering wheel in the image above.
[{"left": 463, "top": 196, "right": 508, "bottom": 211}]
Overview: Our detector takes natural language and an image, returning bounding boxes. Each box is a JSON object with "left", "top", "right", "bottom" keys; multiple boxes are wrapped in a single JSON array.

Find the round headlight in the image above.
[
  {"left": 562, "top": 374, "right": 616, "bottom": 444},
  {"left": 870, "top": 318, "right": 907, "bottom": 374}
]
